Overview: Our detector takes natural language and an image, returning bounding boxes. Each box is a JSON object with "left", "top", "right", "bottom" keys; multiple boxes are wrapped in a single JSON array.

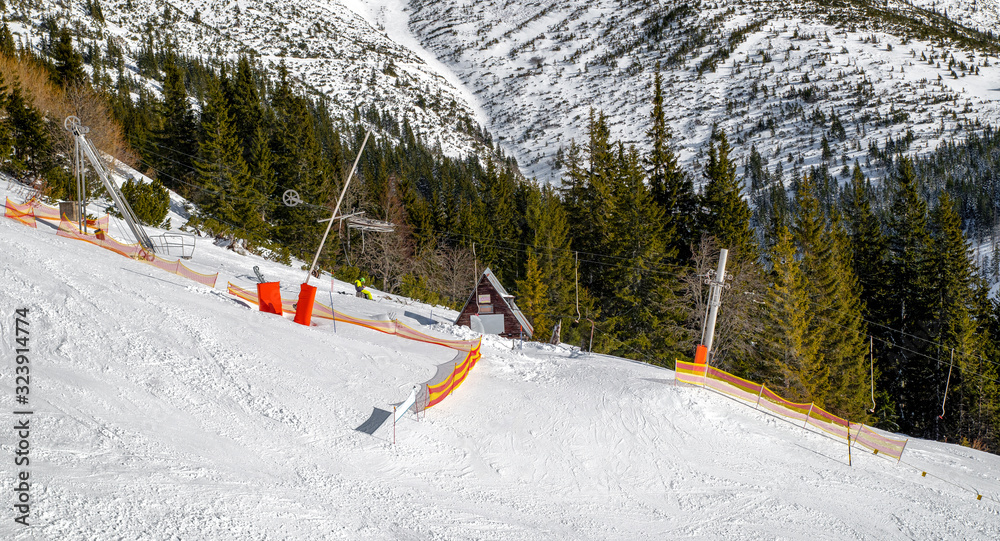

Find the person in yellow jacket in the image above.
[{"left": 354, "top": 277, "right": 373, "bottom": 300}]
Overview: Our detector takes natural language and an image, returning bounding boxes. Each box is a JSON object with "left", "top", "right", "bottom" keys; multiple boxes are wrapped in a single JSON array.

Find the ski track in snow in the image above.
[{"left": 2, "top": 179, "right": 1000, "bottom": 538}]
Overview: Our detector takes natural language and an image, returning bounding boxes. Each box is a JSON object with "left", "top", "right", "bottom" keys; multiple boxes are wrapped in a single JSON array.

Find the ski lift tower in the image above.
[
  {"left": 65, "top": 116, "right": 196, "bottom": 258},
  {"left": 65, "top": 116, "right": 155, "bottom": 252}
]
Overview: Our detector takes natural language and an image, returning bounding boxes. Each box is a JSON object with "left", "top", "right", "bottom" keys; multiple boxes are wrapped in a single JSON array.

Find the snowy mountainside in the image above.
[
  {"left": 2, "top": 182, "right": 1000, "bottom": 538},
  {"left": 3, "top": 0, "right": 490, "bottom": 158},
  {"left": 405, "top": 0, "right": 1000, "bottom": 183}
]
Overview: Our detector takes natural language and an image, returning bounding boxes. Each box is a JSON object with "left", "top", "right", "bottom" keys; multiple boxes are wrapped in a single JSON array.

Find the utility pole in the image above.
[{"left": 698, "top": 248, "right": 729, "bottom": 364}]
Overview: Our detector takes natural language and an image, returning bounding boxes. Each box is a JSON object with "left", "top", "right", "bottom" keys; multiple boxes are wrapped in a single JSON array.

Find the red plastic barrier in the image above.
[
  {"left": 257, "top": 282, "right": 283, "bottom": 315},
  {"left": 294, "top": 283, "right": 317, "bottom": 326}
]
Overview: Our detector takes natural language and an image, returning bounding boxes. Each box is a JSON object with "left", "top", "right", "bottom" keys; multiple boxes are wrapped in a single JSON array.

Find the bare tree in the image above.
[
  {"left": 429, "top": 244, "right": 477, "bottom": 306},
  {"left": 679, "top": 235, "right": 766, "bottom": 375}
]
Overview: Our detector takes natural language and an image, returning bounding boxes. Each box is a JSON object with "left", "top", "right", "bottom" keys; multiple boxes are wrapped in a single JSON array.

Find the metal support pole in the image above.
[
  {"left": 701, "top": 248, "right": 729, "bottom": 359},
  {"left": 75, "top": 135, "right": 86, "bottom": 233},
  {"left": 305, "top": 129, "right": 372, "bottom": 284}
]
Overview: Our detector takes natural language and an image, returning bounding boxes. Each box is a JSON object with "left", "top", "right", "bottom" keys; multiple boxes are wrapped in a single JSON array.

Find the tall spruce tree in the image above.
[
  {"left": 762, "top": 224, "right": 818, "bottom": 401},
  {"left": 4, "top": 84, "right": 50, "bottom": 184},
  {"left": 523, "top": 184, "right": 575, "bottom": 336},
  {"left": 516, "top": 252, "right": 552, "bottom": 339},
  {"left": 842, "top": 163, "right": 889, "bottom": 322},
  {"left": 0, "top": 21, "right": 15, "bottom": 57},
  {"left": 154, "top": 55, "right": 197, "bottom": 191},
  {"left": 926, "top": 192, "right": 982, "bottom": 440},
  {"left": 884, "top": 156, "right": 936, "bottom": 435},
  {"left": 647, "top": 69, "right": 696, "bottom": 261},
  {"left": 52, "top": 27, "right": 85, "bottom": 88},
  {"left": 228, "top": 55, "right": 262, "bottom": 163},
  {"left": 269, "top": 65, "right": 332, "bottom": 259},
  {"left": 595, "top": 144, "right": 668, "bottom": 359},
  {"left": 195, "top": 77, "right": 256, "bottom": 236},
  {"left": 700, "top": 129, "right": 756, "bottom": 262},
  {"left": 0, "top": 70, "right": 10, "bottom": 163}
]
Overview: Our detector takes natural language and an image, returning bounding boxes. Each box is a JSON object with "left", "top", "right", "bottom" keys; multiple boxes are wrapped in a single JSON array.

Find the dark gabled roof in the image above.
[
  {"left": 457, "top": 268, "right": 534, "bottom": 337},
  {"left": 480, "top": 268, "right": 533, "bottom": 336}
]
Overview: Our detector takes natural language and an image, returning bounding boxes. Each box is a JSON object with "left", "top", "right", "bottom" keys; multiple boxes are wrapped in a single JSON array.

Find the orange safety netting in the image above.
[
  {"left": 5, "top": 198, "right": 37, "bottom": 228},
  {"left": 418, "top": 342, "right": 483, "bottom": 411},
  {"left": 51, "top": 217, "right": 218, "bottom": 288},
  {"left": 25, "top": 200, "right": 110, "bottom": 230},
  {"left": 676, "top": 359, "right": 908, "bottom": 460},
  {"left": 227, "top": 281, "right": 483, "bottom": 410}
]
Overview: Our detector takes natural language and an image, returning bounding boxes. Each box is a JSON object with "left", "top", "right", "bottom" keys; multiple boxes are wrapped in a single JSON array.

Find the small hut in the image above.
[{"left": 455, "top": 268, "right": 534, "bottom": 339}]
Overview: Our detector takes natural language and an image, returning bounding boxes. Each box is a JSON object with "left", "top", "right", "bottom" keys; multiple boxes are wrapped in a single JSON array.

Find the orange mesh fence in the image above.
[
  {"left": 27, "top": 201, "right": 109, "bottom": 230},
  {"left": 5, "top": 198, "right": 37, "bottom": 228},
  {"left": 227, "top": 281, "right": 483, "bottom": 411},
  {"left": 419, "top": 340, "right": 483, "bottom": 410},
  {"left": 758, "top": 386, "right": 814, "bottom": 423},
  {"left": 31, "top": 202, "right": 60, "bottom": 221},
  {"left": 176, "top": 261, "right": 218, "bottom": 288},
  {"left": 51, "top": 216, "right": 218, "bottom": 288},
  {"left": 705, "top": 367, "right": 764, "bottom": 403},
  {"left": 675, "top": 360, "right": 708, "bottom": 386},
  {"left": 676, "top": 359, "right": 909, "bottom": 460},
  {"left": 851, "top": 423, "right": 908, "bottom": 461}
]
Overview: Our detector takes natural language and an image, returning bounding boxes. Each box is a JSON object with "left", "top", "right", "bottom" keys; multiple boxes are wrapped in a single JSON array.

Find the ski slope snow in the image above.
[{"left": 1, "top": 180, "right": 999, "bottom": 539}]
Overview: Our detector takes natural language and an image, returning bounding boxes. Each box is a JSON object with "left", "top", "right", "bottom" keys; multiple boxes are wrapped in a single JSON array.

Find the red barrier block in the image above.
[
  {"left": 257, "top": 282, "right": 283, "bottom": 315},
  {"left": 293, "top": 283, "right": 317, "bottom": 326},
  {"left": 694, "top": 344, "right": 708, "bottom": 364}
]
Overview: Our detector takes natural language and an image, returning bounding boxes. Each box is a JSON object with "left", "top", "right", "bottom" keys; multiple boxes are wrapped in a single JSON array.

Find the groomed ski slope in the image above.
[{"left": 1, "top": 184, "right": 999, "bottom": 539}]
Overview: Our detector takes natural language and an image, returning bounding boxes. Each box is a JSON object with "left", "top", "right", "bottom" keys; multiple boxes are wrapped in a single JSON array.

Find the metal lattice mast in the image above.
[{"left": 64, "top": 116, "right": 156, "bottom": 253}]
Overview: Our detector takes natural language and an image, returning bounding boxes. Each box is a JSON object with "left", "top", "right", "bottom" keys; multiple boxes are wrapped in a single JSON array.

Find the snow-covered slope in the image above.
[
  {"left": 405, "top": 0, "right": 1000, "bottom": 183},
  {"left": 2, "top": 184, "right": 1000, "bottom": 539}
]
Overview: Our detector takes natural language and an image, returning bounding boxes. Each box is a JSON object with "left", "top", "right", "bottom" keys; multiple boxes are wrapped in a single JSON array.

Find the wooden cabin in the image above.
[{"left": 454, "top": 268, "right": 534, "bottom": 339}]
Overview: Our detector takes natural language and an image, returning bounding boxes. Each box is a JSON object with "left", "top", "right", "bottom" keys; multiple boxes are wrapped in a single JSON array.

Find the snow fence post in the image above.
[{"left": 847, "top": 417, "right": 852, "bottom": 467}]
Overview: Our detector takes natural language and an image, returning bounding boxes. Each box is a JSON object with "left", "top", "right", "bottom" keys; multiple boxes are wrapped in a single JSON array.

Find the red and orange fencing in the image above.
[
  {"left": 6, "top": 197, "right": 218, "bottom": 288},
  {"left": 227, "top": 281, "right": 483, "bottom": 411},
  {"left": 53, "top": 217, "right": 219, "bottom": 287},
  {"left": 417, "top": 342, "right": 482, "bottom": 411},
  {"left": 5, "top": 198, "right": 37, "bottom": 228},
  {"left": 676, "top": 360, "right": 909, "bottom": 460}
]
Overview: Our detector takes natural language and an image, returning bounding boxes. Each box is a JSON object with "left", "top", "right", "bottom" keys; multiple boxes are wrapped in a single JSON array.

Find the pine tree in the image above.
[
  {"left": 884, "top": 156, "right": 935, "bottom": 435},
  {"left": 595, "top": 144, "right": 669, "bottom": 359},
  {"left": 4, "top": 84, "right": 51, "bottom": 184},
  {"left": 248, "top": 123, "right": 276, "bottom": 225},
  {"left": 153, "top": 55, "right": 197, "bottom": 191},
  {"left": 52, "top": 27, "right": 85, "bottom": 88},
  {"left": 0, "top": 22, "right": 15, "bottom": 57},
  {"left": 647, "top": 69, "right": 696, "bottom": 261},
  {"left": 926, "top": 192, "right": 981, "bottom": 440},
  {"left": 269, "top": 65, "right": 332, "bottom": 259},
  {"left": 842, "top": 163, "right": 889, "bottom": 321},
  {"left": 516, "top": 252, "right": 552, "bottom": 340},
  {"left": 701, "top": 129, "right": 756, "bottom": 262},
  {"left": 762, "top": 224, "right": 818, "bottom": 401},
  {"left": 194, "top": 77, "right": 256, "bottom": 237},
  {"left": 0, "top": 70, "right": 10, "bottom": 163},
  {"left": 524, "top": 184, "right": 575, "bottom": 337},
  {"left": 477, "top": 158, "right": 519, "bottom": 282},
  {"left": 228, "top": 55, "right": 262, "bottom": 163}
]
